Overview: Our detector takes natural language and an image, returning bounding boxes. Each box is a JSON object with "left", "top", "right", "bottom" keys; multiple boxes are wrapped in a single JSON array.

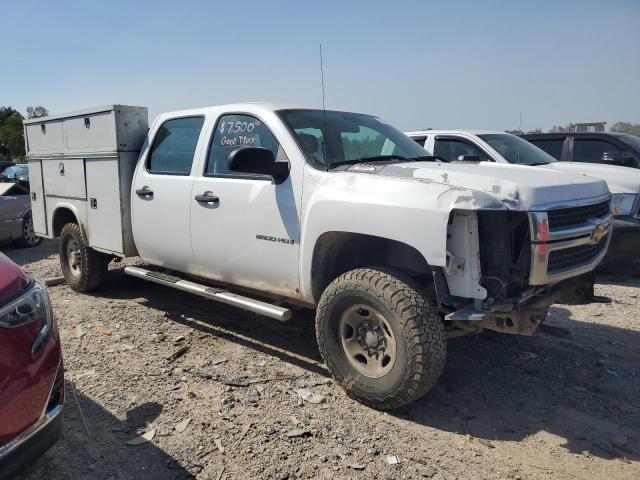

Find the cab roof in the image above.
[
  {"left": 405, "top": 129, "right": 503, "bottom": 137},
  {"left": 155, "top": 102, "right": 362, "bottom": 122}
]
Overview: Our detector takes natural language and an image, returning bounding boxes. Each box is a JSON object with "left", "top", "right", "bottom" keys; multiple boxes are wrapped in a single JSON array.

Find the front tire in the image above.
[
  {"left": 316, "top": 268, "right": 446, "bottom": 410},
  {"left": 59, "top": 222, "right": 109, "bottom": 292}
]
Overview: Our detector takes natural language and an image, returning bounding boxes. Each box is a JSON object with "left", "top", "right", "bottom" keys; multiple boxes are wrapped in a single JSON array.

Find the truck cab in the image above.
[
  {"left": 521, "top": 132, "right": 640, "bottom": 169},
  {"left": 26, "top": 105, "right": 613, "bottom": 409}
]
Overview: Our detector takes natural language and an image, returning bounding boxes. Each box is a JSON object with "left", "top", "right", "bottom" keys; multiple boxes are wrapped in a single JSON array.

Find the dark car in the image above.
[
  {"left": 0, "top": 162, "right": 16, "bottom": 175},
  {"left": 520, "top": 132, "right": 640, "bottom": 168},
  {"left": 0, "top": 253, "right": 64, "bottom": 479},
  {"left": 0, "top": 182, "right": 41, "bottom": 248},
  {"left": 0, "top": 165, "right": 29, "bottom": 183}
]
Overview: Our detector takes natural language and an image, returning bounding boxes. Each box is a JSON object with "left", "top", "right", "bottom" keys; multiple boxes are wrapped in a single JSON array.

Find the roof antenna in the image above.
[{"left": 320, "top": 44, "right": 329, "bottom": 170}]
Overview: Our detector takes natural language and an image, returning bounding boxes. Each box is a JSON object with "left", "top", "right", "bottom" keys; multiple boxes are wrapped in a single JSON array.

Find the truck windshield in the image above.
[
  {"left": 616, "top": 133, "right": 640, "bottom": 153},
  {"left": 277, "top": 109, "right": 433, "bottom": 170},
  {"left": 479, "top": 134, "right": 556, "bottom": 166}
]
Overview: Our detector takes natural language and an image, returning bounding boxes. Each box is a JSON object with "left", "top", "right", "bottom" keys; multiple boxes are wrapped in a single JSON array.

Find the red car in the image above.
[{"left": 0, "top": 253, "right": 63, "bottom": 479}]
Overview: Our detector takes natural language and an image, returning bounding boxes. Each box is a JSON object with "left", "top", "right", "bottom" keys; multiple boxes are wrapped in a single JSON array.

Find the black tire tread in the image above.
[{"left": 316, "top": 267, "right": 446, "bottom": 410}]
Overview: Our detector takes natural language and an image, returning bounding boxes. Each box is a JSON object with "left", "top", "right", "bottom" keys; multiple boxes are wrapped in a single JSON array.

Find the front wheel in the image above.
[
  {"left": 316, "top": 268, "right": 446, "bottom": 410},
  {"left": 59, "top": 223, "right": 110, "bottom": 292}
]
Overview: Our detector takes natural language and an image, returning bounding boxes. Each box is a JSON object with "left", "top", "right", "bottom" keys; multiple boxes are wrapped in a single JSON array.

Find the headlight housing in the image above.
[
  {"left": 611, "top": 193, "right": 639, "bottom": 217},
  {"left": 0, "top": 279, "right": 53, "bottom": 357}
]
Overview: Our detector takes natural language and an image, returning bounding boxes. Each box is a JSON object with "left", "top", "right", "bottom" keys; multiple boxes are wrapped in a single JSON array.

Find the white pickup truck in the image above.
[
  {"left": 406, "top": 130, "right": 640, "bottom": 266},
  {"left": 25, "top": 104, "right": 613, "bottom": 409}
]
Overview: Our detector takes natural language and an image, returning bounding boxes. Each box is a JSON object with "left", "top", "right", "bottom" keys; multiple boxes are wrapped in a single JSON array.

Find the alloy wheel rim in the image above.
[{"left": 23, "top": 217, "right": 38, "bottom": 245}]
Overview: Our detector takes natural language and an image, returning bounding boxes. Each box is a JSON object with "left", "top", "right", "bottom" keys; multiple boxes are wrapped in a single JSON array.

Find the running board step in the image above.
[{"left": 124, "top": 266, "right": 292, "bottom": 321}]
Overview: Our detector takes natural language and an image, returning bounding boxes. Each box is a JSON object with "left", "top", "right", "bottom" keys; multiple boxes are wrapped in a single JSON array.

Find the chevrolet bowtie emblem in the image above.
[{"left": 590, "top": 221, "right": 608, "bottom": 244}]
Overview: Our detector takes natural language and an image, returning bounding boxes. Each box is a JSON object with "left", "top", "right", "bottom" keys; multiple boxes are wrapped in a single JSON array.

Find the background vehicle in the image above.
[
  {"left": 0, "top": 164, "right": 29, "bottom": 183},
  {"left": 0, "top": 253, "right": 64, "bottom": 479},
  {"left": 0, "top": 162, "right": 16, "bottom": 175},
  {"left": 407, "top": 130, "right": 640, "bottom": 266},
  {"left": 0, "top": 181, "right": 41, "bottom": 248},
  {"left": 25, "top": 104, "right": 612, "bottom": 409},
  {"left": 521, "top": 132, "right": 640, "bottom": 169}
]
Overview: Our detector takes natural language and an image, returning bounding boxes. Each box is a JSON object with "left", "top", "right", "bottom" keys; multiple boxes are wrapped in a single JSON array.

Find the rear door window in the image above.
[
  {"left": 530, "top": 139, "right": 564, "bottom": 160},
  {"left": 148, "top": 117, "right": 205, "bottom": 175},
  {"left": 573, "top": 139, "right": 623, "bottom": 163}
]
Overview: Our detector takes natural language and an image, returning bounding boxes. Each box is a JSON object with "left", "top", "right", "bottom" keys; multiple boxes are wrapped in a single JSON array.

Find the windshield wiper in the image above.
[{"left": 328, "top": 155, "right": 446, "bottom": 170}]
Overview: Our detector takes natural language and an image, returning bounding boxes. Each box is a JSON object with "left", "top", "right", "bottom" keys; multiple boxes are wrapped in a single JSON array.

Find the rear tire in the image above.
[
  {"left": 316, "top": 268, "right": 446, "bottom": 410},
  {"left": 15, "top": 212, "right": 41, "bottom": 248},
  {"left": 59, "top": 222, "right": 109, "bottom": 292}
]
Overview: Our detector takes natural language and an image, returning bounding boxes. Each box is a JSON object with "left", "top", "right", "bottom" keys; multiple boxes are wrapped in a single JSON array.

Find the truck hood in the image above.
[
  {"left": 0, "top": 253, "right": 28, "bottom": 305},
  {"left": 541, "top": 162, "right": 640, "bottom": 195},
  {"left": 375, "top": 161, "right": 609, "bottom": 209}
]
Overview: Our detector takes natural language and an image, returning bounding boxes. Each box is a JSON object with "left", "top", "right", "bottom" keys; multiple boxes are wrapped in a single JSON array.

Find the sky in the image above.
[{"left": 2, "top": 0, "right": 639, "bottom": 132}]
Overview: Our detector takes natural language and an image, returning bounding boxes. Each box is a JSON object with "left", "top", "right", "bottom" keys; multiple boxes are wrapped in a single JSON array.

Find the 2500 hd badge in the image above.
[{"left": 256, "top": 234, "right": 295, "bottom": 245}]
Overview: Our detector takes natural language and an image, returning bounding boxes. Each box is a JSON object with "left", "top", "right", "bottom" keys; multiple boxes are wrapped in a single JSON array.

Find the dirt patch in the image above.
[{"left": 5, "top": 240, "right": 640, "bottom": 479}]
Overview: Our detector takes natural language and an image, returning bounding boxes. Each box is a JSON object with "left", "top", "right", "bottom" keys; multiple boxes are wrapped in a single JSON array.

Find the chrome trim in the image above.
[
  {"left": 124, "top": 266, "right": 292, "bottom": 321},
  {"left": 528, "top": 195, "right": 614, "bottom": 285},
  {"left": 530, "top": 212, "right": 614, "bottom": 242},
  {"left": 0, "top": 402, "right": 62, "bottom": 460},
  {"left": 528, "top": 193, "right": 612, "bottom": 212},
  {"left": 529, "top": 231, "right": 612, "bottom": 285}
]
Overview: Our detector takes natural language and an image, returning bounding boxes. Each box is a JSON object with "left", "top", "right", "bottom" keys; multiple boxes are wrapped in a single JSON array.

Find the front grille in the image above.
[
  {"left": 548, "top": 239, "right": 608, "bottom": 273},
  {"left": 547, "top": 200, "right": 610, "bottom": 230}
]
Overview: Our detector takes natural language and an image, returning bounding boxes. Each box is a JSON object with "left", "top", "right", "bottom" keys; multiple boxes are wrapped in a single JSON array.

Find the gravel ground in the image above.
[{"left": 4, "top": 240, "right": 639, "bottom": 480}]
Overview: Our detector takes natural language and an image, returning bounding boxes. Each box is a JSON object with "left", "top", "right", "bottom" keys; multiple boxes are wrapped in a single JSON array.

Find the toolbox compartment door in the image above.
[
  {"left": 25, "top": 120, "right": 65, "bottom": 153},
  {"left": 85, "top": 157, "right": 124, "bottom": 254},
  {"left": 41, "top": 158, "right": 87, "bottom": 200},
  {"left": 27, "top": 160, "right": 48, "bottom": 235},
  {"left": 64, "top": 111, "right": 117, "bottom": 153}
]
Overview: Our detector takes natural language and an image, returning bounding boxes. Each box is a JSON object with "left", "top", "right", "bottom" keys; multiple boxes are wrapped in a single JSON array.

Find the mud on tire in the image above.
[
  {"left": 316, "top": 268, "right": 446, "bottom": 410},
  {"left": 59, "top": 222, "right": 110, "bottom": 292}
]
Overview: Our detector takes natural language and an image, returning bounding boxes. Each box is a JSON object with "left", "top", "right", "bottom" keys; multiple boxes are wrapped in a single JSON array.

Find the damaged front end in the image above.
[{"left": 439, "top": 194, "right": 613, "bottom": 337}]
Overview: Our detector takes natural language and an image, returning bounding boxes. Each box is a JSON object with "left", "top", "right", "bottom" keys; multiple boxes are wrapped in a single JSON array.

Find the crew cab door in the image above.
[
  {"left": 131, "top": 116, "right": 206, "bottom": 273},
  {"left": 190, "top": 113, "right": 300, "bottom": 298}
]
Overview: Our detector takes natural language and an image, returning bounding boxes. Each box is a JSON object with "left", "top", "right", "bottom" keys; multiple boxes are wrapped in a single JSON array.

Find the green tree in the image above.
[
  {"left": 611, "top": 122, "right": 640, "bottom": 137},
  {"left": 0, "top": 106, "right": 25, "bottom": 161},
  {"left": 26, "top": 105, "right": 49, "bottom": 119}
]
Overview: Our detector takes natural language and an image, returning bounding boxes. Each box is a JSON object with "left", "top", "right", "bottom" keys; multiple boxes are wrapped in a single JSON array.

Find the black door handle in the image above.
[
  {"left": 136, "top": 187, "right": 154, "bottom": 198},
  {"left": 195, "top": 192, "right": 219, "bottom": 204}
]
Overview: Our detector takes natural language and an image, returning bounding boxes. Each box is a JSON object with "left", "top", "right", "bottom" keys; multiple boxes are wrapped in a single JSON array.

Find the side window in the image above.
[
  {"left": 411, "top": 136, "right": 427, "bottom": 147},
  {"left": 573, "top": 139, "right": 623, "bottom": 163},
  {"left": 434, "top": 138, "right": 488, "bottom": 161},
  {"left": 340, "top": 126, "right": 395, "bottom": 161},
  {"left": 148, "top": 117, "right": 204, "bottom": 174},
  {"left": 206, "top": 114, "right": 286, "bottom": 176},
  {"left": 531, "top": 139, "right": 564, "bottom": 160}
]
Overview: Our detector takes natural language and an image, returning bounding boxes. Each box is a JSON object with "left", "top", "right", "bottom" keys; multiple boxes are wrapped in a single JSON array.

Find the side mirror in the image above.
[
  {"left": 601, "top": 151, "right": 635, "bottom": 167},
  {"left": 227, "top": 147, "right": 289, "bottom": 184}
]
